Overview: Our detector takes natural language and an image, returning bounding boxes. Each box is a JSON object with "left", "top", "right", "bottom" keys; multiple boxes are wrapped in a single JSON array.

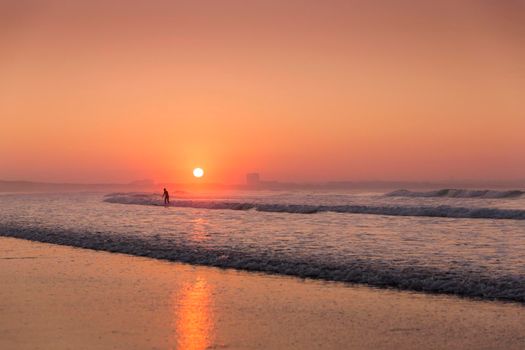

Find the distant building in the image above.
[{"left": 246, "top": 173, "right": 260, "bottom": 186}]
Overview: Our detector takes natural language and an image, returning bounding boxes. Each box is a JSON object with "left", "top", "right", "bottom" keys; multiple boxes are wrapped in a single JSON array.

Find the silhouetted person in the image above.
[{"left": 162, "top": 188, "right": 170, "bottom": 205}]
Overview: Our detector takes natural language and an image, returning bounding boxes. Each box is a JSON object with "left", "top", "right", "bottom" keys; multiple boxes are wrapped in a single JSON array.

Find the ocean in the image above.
[{"left": 1, "top": 189, "right": 524, "bottom": 302}]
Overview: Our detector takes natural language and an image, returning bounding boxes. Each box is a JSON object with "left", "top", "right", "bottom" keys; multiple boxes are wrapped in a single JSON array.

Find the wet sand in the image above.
[{"left": 0, "top": 237, "right": 524, "bottom": 350}]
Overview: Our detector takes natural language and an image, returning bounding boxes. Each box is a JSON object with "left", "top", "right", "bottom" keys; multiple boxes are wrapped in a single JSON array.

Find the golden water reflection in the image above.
[
  {"left": 190, "top": 217, "right": 208, "bottom": 243},
  {"left": 172, "top": 277, "right": 215, "bottom": 350}
]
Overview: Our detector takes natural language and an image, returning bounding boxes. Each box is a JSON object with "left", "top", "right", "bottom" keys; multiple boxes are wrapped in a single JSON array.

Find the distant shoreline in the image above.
[{"left": 1, "top": 179, "right": 524, "bottom": 193}]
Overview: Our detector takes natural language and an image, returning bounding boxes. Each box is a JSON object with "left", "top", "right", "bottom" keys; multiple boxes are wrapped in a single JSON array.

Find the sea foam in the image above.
[{"left": 1, "top": 224, "right": 523, "bottom": 303}]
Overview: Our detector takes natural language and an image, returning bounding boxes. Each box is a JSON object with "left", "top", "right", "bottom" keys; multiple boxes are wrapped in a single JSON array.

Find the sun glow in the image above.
[{"left": 193, "top": 168, "right": 204, "bottom": 178}]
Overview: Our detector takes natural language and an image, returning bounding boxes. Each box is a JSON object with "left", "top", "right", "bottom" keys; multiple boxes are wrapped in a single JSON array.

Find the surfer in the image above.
[{"left": 162, "top": 188, "right": 170, "bottom": 205}]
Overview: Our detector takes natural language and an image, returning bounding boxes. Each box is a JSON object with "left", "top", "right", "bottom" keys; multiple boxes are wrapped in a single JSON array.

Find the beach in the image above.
[
  {"left": 4, "top": 0, "right": 525, "bottom": 348},
  {"left": 1, "top": 236, "right": 523, "bottom": 350}
]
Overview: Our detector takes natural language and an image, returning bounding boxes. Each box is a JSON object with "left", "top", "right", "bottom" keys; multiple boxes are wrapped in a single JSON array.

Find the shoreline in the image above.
[
  {"left": 2, "top": 229, "right": 523, "bottom": 304},
  {"left": 1, "top": 236, "right": 524, "bottom": 349}
]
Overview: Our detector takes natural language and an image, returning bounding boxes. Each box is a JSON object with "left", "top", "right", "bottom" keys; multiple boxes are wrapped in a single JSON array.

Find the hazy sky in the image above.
[{"left": 1, "top": 0, "right": 524, "bottom": 184}]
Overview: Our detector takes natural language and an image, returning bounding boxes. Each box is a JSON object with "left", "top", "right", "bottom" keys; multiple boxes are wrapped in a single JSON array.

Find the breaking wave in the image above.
[
  {"left": 103, "top": 193, "right": 525, "bottom": 220},
  {"left": 1, "top": 224, "right": 523, "bottom": 303},
  {"left": 386, "top": 189, "right": 524, "bottom": 199}
]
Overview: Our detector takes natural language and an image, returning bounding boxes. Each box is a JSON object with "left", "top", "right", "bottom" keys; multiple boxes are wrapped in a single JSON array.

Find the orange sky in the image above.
[{"left": 1, "top": 0, "right": 524, "bottom": 184}]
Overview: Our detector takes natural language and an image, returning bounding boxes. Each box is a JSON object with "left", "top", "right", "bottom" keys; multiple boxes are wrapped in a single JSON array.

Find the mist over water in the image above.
[{"left": 1, "top": 190, "right": 524, "bottom": 302}]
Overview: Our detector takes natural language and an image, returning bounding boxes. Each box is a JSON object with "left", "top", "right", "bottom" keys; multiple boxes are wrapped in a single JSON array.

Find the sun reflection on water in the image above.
[
  {"left": 190, "top": 217, "right": 208, "bottom": 243},
  {"left": 172, "top": 277, "right": 214, "bottom": 350}
]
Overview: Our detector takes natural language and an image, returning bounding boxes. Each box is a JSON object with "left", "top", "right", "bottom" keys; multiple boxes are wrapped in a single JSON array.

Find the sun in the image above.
[{"left": 193, "top": 167, "right": 204, "bottom": 178}]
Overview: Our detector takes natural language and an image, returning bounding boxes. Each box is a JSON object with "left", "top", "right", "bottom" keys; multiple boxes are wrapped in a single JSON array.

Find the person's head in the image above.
[{"left": 163, "top": 188, "right": 167, "bottom": 192}]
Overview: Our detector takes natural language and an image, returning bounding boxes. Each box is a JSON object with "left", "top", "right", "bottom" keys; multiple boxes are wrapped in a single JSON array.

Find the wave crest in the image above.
[
  {"left": 103, "top": 193, "right": 525, "bottom": 220},
  {"left": 1, "top": 225, "right": 523, "bottom": 303},
  {"left": 386, "top": 189, "right": 524, "bottom": 199}
]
